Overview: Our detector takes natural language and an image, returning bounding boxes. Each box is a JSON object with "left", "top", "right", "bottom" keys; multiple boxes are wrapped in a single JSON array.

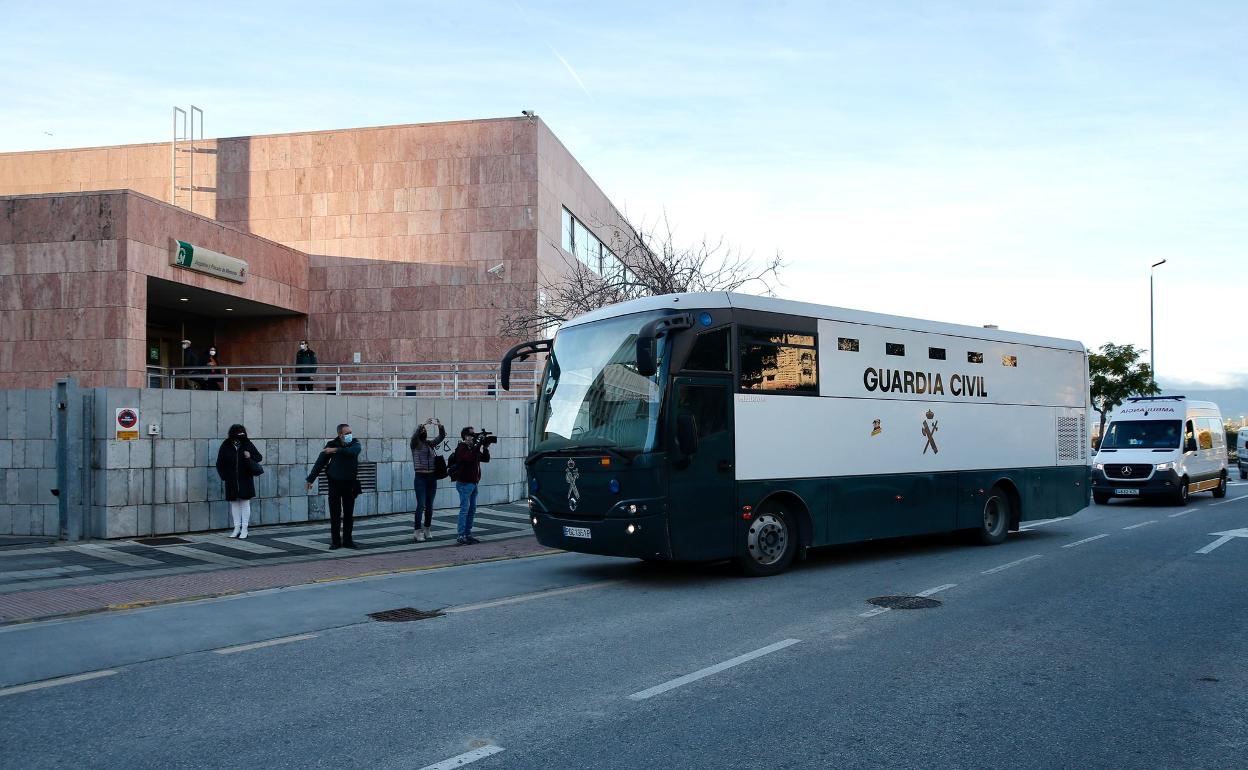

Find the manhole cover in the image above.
[
  {"left": 867, "top": 595, "right": 941, "bottom": 610},
  {"left": 133, "top": 537, "right": 192, "bottom": 546},
  {"left": 367, "top": 607, "right": 445, "bottom": 622}
]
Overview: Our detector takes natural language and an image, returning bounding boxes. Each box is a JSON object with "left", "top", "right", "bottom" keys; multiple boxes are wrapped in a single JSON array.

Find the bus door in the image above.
[{"left": 667, "top": 376, "right": 735, "bottom": 560}]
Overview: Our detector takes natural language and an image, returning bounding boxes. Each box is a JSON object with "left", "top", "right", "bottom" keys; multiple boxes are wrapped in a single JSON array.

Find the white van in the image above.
[
  {"left": 1237, "top": 428, "right": 1247, "bottom": 480},
  {"left": 1093, "top": 396, "right": 1228, "bottom": 505}
]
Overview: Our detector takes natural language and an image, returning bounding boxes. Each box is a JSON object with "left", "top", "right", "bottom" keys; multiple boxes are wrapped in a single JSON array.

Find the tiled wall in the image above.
[{"left": 0, "top": 389, "right": 60, "bottom": 537}]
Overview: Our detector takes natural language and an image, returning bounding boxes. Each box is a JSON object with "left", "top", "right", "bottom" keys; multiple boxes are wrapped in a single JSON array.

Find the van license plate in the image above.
[
  {"left": 1114, "top": 488, "right": 1140, "bottom": 496},
  {"left": 563, "top": 526, "right": 592, "bottom": 539}
]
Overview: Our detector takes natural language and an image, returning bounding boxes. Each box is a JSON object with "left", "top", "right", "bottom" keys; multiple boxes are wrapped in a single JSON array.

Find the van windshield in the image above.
[{"left": 1101, "top": 420, "right": 1182, "bottom": 449}]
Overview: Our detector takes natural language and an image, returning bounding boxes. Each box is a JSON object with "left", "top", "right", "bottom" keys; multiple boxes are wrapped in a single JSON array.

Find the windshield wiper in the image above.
[{"left": 526, "top": 445, "right": 634, "bottom": 466}]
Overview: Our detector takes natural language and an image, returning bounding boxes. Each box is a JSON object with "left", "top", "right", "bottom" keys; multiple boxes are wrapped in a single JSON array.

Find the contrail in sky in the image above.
[{"left": 550, "top": 46, "right": 592, "bottom": 98}]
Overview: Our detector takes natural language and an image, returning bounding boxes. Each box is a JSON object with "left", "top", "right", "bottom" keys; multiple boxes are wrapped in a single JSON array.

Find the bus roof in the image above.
[{"left": 561, "top": 292, "right": 1086, "bottom": 352}]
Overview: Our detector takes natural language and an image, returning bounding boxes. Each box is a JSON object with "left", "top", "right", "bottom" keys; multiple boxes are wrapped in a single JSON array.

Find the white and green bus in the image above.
[{"left": 502, "top": 292, "right": 1090, "bottom": 576}]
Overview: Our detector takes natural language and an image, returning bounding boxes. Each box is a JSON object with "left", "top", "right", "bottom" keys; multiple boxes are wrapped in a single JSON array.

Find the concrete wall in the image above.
[{"left": 0, "top": 386, "right": 528, "bottom": 540}]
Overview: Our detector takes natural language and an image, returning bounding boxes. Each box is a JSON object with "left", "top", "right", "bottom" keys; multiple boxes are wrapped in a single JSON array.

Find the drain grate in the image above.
[
  {"left": 867, "top": 595, "right": 942, "bottom": 610},
  {"left": 133, "top": 537, "right": 192, "bottom": 546},
  {"left": 367, "top": 607, "right": 445, "bottom": 623}
]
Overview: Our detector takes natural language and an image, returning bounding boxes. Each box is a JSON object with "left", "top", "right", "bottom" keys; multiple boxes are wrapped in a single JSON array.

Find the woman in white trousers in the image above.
[{"left": 215, "top": 424, "right": 263, "bottom": 538}]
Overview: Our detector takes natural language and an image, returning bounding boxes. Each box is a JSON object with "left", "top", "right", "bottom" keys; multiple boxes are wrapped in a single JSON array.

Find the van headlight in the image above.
[
  {"left": 1094, "top": 463, "right": 1104, "bottom": 471},
  {"left": 1155, "top": 462, "right": 1173, "bottom": 471}
]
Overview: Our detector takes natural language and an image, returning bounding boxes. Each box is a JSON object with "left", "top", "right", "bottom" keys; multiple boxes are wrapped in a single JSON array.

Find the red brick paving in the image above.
[{"left": 0, "top": 537, "right": 556, "bottom": 625}]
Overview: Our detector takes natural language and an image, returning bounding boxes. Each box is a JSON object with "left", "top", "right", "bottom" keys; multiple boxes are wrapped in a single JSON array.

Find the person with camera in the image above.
[
  {"left": 305, "top": 423, "right": 363, "bottom": 550},
  {"left": 450, "top": 426, "right": 492, "bottom": 545}
]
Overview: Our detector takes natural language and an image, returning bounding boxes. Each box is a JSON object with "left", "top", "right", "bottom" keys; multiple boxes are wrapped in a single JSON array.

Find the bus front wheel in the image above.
[
  {"left": 736, "top": 505, "right": 796, "bottom": 577},
  {"left": 975, "top": 486, "right": 1010, "bottom": 545}
]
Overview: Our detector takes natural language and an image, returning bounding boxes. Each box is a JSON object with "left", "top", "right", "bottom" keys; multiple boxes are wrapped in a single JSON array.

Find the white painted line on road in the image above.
[
  {"left": 982, "top": 555, "right": 1042, "bottom": 575},
  {"left": 858, "top": 606, "right": 890, "bottom": 618},
  {"left": 627, "top": 639, "right": 801, "bottom": 701},
  {"left": 212, "top": 633, "right": 318, "bottom": 655},
  {"left": 1168, "top": 509, "right": 1197, "bottom": 518},
  {"left": 0, "top": 669, "right": 118, "bottom": 697},
  {"left": 446, "top": 581, "right": 625, "bottom": 614},
  {"left": 1062, "top": 534, "right": 1109, "bottom": 548},
  {"left": 1211, "top": 495, "right": 1248, "bottom": 506},
  {"left": 1123, "top": 520, "right": 1156, "bottom": 530},
  {"left": 1196, "top": 528, "right": 1248, "bottom": 555},
  {"left": 417, "top": 745, "right": 505, "bottom": 770},
  {"left": 1018, "top": 518, "right": 1064, "bottom": 531}
]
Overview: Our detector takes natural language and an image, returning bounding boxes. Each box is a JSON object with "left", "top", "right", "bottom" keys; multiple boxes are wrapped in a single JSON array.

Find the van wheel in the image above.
[
  {"left": 1213, "top": 474, "right": 1227, "bottom": 499},
  {"left": 1173, "top": 478, "right": 1190, "bottom": 506},
  {"left": 735, "top": 505, "right": 796, "bottom": 577},
  {"left": 1093, "top": 491, "right": 1110, "bottom": 505},
  {"left": 1241, "top": 469, "right": 1247, "bottom": 480},
  {"left": 975, "top": 486, "right": 1010, "bottom": 545}
]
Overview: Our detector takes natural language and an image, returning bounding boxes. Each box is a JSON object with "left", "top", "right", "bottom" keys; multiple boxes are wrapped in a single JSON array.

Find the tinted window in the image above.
[
  {"left": 968, "top": 352, "right": 984, "bottom": 364},
  {"left": 739, "top": 326, "right": 818, "bottom": 394},
  {"left": 928, "top": 347, "right": 946, "bottom": 360},
  {"left": 886, "top": 343, "right": 905, "bottom": 356},
  {"left": 684, "top": 328, "right": 731, "bottom": 372},
  {"left": 1101, "top": 420, "right": 1182, "bottom": 449},
  {"left": 1002, "top": 355, "right": 1018, "bottom": 367},
  {"left": 838, "top": 337, "right": 859, "bottom": 352},
  {"left": 678, "top": 385, "right": 728, "bottom": 438}
]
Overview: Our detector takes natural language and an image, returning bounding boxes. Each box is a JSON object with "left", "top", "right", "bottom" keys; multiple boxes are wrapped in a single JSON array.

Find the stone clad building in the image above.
[{"left": 0, "top": 116, "right": 630, "bottom": 388}]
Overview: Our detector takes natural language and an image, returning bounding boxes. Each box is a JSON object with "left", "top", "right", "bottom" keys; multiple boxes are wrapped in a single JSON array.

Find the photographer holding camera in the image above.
[{"left": 449, "top": 426, "right": 493, "bottom": 545}]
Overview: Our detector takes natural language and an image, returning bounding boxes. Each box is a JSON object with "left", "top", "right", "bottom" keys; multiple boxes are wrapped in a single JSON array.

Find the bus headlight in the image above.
[
  {"left": 627, "top": 504, "right": 638, "bottom": 514},
  {"left": 531, "top": 515, "right": 538, "bottom": 526},
  {"left": 626, "top": 523, "right": 640, "bottom": 534},
  {"left": 1155, "top": 462, "right": 1173, "bottom": 471}
]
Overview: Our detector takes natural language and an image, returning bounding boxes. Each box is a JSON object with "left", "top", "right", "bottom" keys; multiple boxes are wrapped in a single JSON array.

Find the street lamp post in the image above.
[{"left": 1150, "top": 259, "right": 1167, "bottom": 388}]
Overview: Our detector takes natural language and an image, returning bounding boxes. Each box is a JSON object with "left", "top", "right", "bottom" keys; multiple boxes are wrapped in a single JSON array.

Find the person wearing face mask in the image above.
[
  {"left": 203, "top": 345, "right": 223, "bottom": 391},
  {"left": 305, "top": 423, "right": 363, "bottom": 549},
  {"left": 215, "top": 424, "right": 263, "bottom": 538},
  {"left": 295, "top": 340, "right": 318, "bottom": 392},
  {"left": 180, "top": 340, "right": 202, "bottom": 390}
]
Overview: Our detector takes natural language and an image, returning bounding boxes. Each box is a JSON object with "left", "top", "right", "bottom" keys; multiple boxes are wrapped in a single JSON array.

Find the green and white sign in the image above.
[{"left": 170, "top": 239, "right": 248, "bottom": 283}]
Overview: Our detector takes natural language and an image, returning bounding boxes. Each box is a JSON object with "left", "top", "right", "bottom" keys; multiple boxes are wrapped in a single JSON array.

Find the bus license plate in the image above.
[
  {"left": 1114, "top": 488, "right": 1140, "bottom": 496},
  {"left": 563, "top": 526, "right": 592, "bottom": 539}
]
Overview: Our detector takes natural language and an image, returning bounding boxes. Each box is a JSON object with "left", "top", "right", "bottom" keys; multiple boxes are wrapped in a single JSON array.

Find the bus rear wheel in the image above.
[
  {"left": 975, "top": 486, "right": 1010, "bottom": 545},
  {"left": 736, "top": 505, "right": 796, "bottom": 577}
]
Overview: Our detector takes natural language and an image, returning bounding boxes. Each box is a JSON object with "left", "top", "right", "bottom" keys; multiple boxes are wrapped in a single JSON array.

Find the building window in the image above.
[
  {"left": 738, "top": 327, "right": 818, "bottom": 395},
  {"left": 838, "top": 337, "right": 859, "bottom": 352},
  {"left": 684, "top": 328, "right": 731, "bottom": 372},
  {"left": 562, "top": 206, "right": 610, "bottom": 274},
  {"left": 928, "top": 347, "right": 946, "bottom": 360},
  {"left": 561, "top": 208, "right": 574, "bottom": 254},
  {"left": 967, "top": 352, "right": 984, "bottom": 364},
  {"left": 886, "top": 343, "right": 905, "bottom": 357},
  {"left": 1002, "top": 355, "right": 1017, "bottom": 367}
]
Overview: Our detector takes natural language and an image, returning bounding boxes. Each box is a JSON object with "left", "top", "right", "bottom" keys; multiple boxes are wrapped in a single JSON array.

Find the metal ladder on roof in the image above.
[{"left": 171, "top": 105, "right": 203, "bottom": 213}]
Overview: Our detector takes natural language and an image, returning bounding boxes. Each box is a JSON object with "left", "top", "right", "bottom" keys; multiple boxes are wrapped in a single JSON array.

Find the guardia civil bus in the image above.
[{"left": 501, "top": 293, "right": 1090, "bottom": 576}]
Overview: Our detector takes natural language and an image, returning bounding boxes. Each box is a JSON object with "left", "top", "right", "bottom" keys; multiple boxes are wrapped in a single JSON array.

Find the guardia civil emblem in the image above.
[
  {"left": 921, "top": 410, "right": 939, "bottom": 454},
  {"left": 565, "top": 459, "right": 581, "bottom": 511}
]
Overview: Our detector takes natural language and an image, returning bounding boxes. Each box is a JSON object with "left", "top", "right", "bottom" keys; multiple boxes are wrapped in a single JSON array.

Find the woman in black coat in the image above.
[{"left": 215, "top": 424, "right": 262, "bottom": 538}]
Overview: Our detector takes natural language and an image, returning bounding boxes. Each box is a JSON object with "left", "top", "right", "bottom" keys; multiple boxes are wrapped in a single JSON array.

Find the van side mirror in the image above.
[
  {"left": 1185, "top": 437, "right": 1198, "bottom": 453},
  {"left": 676, "top": 414, "right": 699, "bottom": 456}
]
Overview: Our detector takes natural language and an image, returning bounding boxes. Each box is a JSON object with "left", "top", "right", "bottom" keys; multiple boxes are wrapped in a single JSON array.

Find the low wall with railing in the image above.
[
  {"left": 0, "top": 383, "right": 531, "bottom": 540},
  {"left": 146, "top": 360, "right": 541, "bottom": 398}
]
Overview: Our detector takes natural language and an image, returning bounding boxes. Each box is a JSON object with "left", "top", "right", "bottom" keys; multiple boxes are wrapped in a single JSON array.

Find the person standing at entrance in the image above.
[
  {"left": 180, "top": 340, "right": 202, "bottom": 389},
  {"left": 409, "top": 417, "right": 445, "bottom": 542},
  {"left": 305, "top": 423, "right": 362, "bottom": 549},
  {"left": 215, "top": 424, "right": 262, "bottom": 539},
  {"left": 203, "top": 346, "right": 223, "bottom": 391},
  {"left": 295, "top": 341, "right": 318, "bottom": 392},
  {"left": 451, "top": 426, "right": 490, "bottom": 545}
]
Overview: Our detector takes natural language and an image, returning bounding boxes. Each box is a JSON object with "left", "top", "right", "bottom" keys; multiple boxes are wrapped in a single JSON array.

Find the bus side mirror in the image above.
[
  {"left": 677, "top": 414, "right": 699, "bottom": 455},
  {"left": 636, "top": 313, "right": 694, "bottom": 377}
]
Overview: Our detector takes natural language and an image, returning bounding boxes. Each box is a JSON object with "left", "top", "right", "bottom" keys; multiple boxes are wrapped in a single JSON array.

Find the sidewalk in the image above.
[{"left": 0, "top": 503, "right": 555, "bottom": 625}]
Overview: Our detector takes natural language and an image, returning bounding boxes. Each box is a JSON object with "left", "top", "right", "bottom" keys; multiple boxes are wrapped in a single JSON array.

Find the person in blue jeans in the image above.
[
  {"left": 451, "top": 426, "right": 491, "bottom": 545},
  {"left": 409, "top": 417, "right": 445, "bottom": 542}
]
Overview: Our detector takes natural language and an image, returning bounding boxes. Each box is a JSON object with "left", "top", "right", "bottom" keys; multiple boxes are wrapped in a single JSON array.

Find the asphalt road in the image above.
[{"left": 2, "top": 484, "right": 1246, "bottom": 769}]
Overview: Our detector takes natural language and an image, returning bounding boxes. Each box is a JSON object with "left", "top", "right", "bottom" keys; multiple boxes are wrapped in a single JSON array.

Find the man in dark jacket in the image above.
[
  {"left": 305, "top": 423, "right": 363, "bottom": 549},
  {"left": 451, "top": 426, "right": 490, "bottom": 545},
  {"left": 295, "top": 340, "right": 318, "bottom": 392}
]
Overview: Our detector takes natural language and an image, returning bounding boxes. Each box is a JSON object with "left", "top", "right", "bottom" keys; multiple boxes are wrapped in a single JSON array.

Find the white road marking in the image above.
[
  {"left": 446, "top": 581, "right": 624, "bottom": 614},
  {"left": 417, "top": 745, "right": 505, "bottom": 770},
  {"left": 0, "top": 669, "right": 118, "bottom": 697},
  {"left": 1018, "top": 518, "right": 1064, "bottom": 531},
  {"left": 1196, "top": 528, "right": 1248, "bottom": 555},
  {"left": 1062, "top": 534, "right": 1109, "bottom": 548},
  {"left": 860, "top": 583, "right": 957, "bottom": 618},
  {"left": 982, "top": 554, "right": 1043, "bottom": 574},
  {"left": 1211, "top": 495, "right": 1248, "bottom": 507},
  {"left": 1123, "top": 521, "right": 1156, "bottom": 530},
  {"left": 212, "top": 633, "right": 318, "bottom": 655},
  {"left": 627, "top": 639, "right": 801, "bottom": 701},
  {"left": 1168, "top": 509, "right": 1197, "bottom": 518}
]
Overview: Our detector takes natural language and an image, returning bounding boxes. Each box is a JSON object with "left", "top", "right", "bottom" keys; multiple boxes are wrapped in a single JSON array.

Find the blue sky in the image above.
[{"left": 1, "top": 1, "right": 1244, "bottom": 388}]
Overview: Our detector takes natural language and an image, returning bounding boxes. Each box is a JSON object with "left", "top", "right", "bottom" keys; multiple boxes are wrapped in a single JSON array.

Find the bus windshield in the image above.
[
  {"left": 532, "top": 311, "right": 669, "bottom": 456},
  {"left": 1100, "top": 420, "right": 1182, "bottom": 449}
]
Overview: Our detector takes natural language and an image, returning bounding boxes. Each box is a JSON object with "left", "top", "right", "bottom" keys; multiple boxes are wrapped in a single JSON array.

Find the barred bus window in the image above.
[
  {"left": 838, "top": 337, "right": 859, "bottom": 352},
  {"left": 928, "top": 347, "right": 946, "bottom": 360},
  {"left": 684, "top": 328, "right": 731, "bottom": 372},
  {"left": 967, "top": 351, "right": 984, "bottom": 364},
  {"left": 1002, "top": 355, "right": 1017, "bottom": 367},
  {"left": 886, "top": 343, "right": 905, "bottom": 356},
  {"left": 739, "top": 326, "right": 818, "bottom": 394}
]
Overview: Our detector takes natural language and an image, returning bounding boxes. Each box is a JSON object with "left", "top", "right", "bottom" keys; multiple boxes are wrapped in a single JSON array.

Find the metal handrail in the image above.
[{"left": 146, "top": 360, "right": 541, "bottom": 399}]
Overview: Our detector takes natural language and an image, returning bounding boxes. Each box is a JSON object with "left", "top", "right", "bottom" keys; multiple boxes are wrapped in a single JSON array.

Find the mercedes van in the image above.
[
  {"left": 1092, "top": 396, "right": 1228, "bottom": 505},
  {"left": 1237, "top": 428, "right": 1247, "bottom": 480}
]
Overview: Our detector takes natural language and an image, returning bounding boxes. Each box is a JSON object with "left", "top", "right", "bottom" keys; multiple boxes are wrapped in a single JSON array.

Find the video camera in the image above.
[{"left": 471, "top": 429, "right": 498, "bottom": 448}]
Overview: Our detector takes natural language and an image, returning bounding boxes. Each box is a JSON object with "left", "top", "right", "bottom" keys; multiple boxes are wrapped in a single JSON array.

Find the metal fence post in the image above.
[{"left": 335, "top": 366, "right": 342, "bottom": 395}]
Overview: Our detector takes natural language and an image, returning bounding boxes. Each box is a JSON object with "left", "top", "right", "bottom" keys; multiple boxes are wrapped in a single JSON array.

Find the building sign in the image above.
[
  {"left": 116, "top": 407, "right": 140, "bottom": 441},
  {"left": 171, "top": 239, "right": 248, "bottom": 283}
]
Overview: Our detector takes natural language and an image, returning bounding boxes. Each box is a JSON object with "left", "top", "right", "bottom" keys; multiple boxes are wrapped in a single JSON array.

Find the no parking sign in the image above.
[{"left": 115, "top": 407, "right": 139, "bottom": 441}]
